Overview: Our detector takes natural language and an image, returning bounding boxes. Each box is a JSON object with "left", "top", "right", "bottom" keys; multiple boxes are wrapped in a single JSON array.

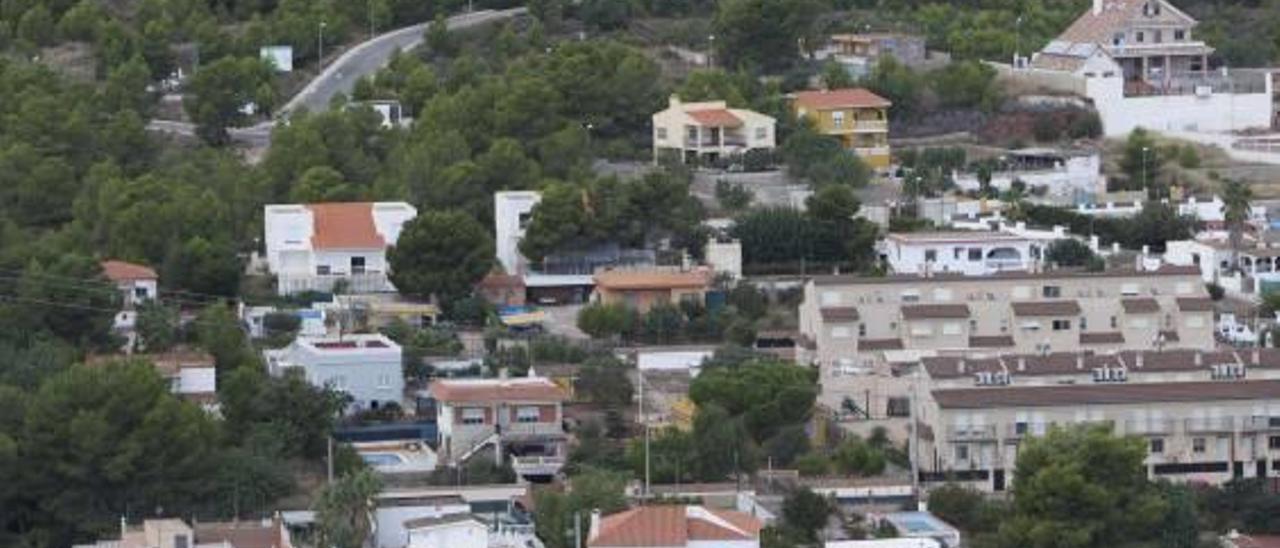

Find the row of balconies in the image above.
[{"left": 946, "top": 416, "right": 1280, "bottom": 441}]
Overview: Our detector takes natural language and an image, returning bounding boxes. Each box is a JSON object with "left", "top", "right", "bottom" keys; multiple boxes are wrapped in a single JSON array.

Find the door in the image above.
[
  {"left": 993, "top": 469, "right": 1006, "bottom": 492},
  {"left": 1234, "top": 461, "right": 1245, "bottom": 479}
]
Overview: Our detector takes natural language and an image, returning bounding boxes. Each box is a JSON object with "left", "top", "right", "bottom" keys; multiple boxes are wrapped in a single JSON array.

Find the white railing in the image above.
[
  {"left": 503, "top": 422, "right": 563, "bottom": 437},
  {"left": 276, "top": 271, "right": 392, "bottom": 295},
  {"left": 853, "top": 146, "right": 890, "bottom": 156}
]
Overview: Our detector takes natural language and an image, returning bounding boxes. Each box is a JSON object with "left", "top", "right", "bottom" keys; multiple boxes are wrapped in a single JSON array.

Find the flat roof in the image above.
[
  {"left": 933, "top": 380, "right": 1280, "bottom": 409},
  {"left": 811, "top": 265, "right": 1200, "bottom": 287}
]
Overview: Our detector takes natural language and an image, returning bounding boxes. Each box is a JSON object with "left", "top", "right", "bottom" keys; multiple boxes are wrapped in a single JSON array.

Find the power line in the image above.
[
  {"left": 0, "top": 268, "right": 234, "bottom": 305},
  {"left": 0, "top": 274, "right": 216, "bottom": 310},
  {"left": 0, "top": 294, "right": 121, "bottom": 314}
]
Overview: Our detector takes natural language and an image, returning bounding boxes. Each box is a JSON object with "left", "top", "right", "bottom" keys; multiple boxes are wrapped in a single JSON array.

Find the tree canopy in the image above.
[{"left": 387, "top": 210, "right": 494, "bottom": 303}]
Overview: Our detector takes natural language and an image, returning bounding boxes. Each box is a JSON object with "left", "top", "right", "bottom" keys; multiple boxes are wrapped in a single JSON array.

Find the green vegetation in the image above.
[{"left": 387, "top": 210, "right": 494, "bottom": 302}]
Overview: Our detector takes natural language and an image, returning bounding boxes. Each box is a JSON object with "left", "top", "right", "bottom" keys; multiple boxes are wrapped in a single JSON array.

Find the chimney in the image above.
[
  {"left": 1076, "top": 354, "right": 1085, "bottom": 370},
  {"left": 1017, "top": 357, "right": 1027, "bottom": 372},
  {"left": 669, "top": 95, "right": 682, "bottom": 108},
  {"left": 1135, "top": 353, "right": 1145, "bottom": 368},
  {"left": 1093, "top": 0, "right": 1103, "bottom": 15}
]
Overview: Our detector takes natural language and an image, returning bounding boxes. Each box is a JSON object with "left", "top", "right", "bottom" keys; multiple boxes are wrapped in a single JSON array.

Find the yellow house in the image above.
[{"left": 790, "top": 88, "right": 893, "bottom": 169}]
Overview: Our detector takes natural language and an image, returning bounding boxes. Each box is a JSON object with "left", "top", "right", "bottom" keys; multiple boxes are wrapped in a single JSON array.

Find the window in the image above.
[
  {"left": 1113, "top": 32, "right": 1124, "bottom": 46},
  {"left": 821, "top": 291, "right": 842, "bottom": 306},
  {"left": 656, "top": 127, "right": 667, "bottom": 140},
  {"left": 1052, "top": 319, "right": 1072, "bottom": 331},
  {"left": 377, "top": 374, "right": 393, "bottom": 389},
  {"left": 1150, "top": 438, "right": 1164, "bottom": 454},
  {"left": 1080, "top": 316, "right": 1088, "bottom": 331},
  {"left": 910, "top": 324, "right": 933, "bottom": 337},
  {"left": 925, "top": 249, "right": 937, "bottom": 262},
  {"left": 517, "top": 406, "right": 541, "bottom": 423},
  {"left": 1015, "top": 421, "right": 1029, "bottom": 435},
  {"left": 1121, "top": 283, "right": 1140, "bottom": 296},
  {"left": 1110, "top": 316, "right": 1118, "bottom": 329},
  {"left": 901, "top": 290, "right": 921, "bottom": 303},
  {"left": 134, "top": 287, "right": 149, "bottom": 299},
  {"left": 969, "top": 319, "right": 978, "bottom": 332},
  {"left": 955, "top": 444, "right": 970, "bottom": 461},
  {"left": 1269, "top": 436, "right": 1280, "bottom": 450},
  {"left": 1043, "top": 286, "right": 1062, "bottom": 298},
  {"left": 1193, "top": 437, "right": 1206, "bottom": 453},
  {"left": 943, "top": 322, "right": 962, "bottom": 336},
  {"left": 175, "top": 535, "right": 189, "bottom": 548},
  {"left": 351, "top": 256, "right": 367, "bottom": 274},
  {"left": 953, "top": 248, "right": 963, "bottom": 260},
  {"left": 1136, "top": 31, "right": 1145, "bottom": 43},
  {"left": 461, "top": 408, "right": 486, "bottom": 425},
  {"left": 968, "top": 248, "right": 982, "bottom": 261},
  {"left": 1175, "top": 29, "right": 1186, "bottom": 41},
  {"left": 832, "top": 111, "right": 846, "bottom": 129},
  {"left": 1020, "top": 320, "right": 1042, "bottom": 331},
  {"left": 1129, "top": 317, "right": 1151, "bottom": 329},
  {"left": 317, "top": 264, "right": 332, "bottom": 275},
  {"left": 518, "top": 212, "right": 533, "bottom": 229},
  {"left": 755, "top": 126, "right": 767, "bottom": 140},
  {"left": 858, "top": 323, "right": 867, "bottom": 337},
  {"left": 831, "top": 326, "right": 852, "bottom": 339},
  {"left": 887, "top": 397, "right": 910, "bottom": 417}
]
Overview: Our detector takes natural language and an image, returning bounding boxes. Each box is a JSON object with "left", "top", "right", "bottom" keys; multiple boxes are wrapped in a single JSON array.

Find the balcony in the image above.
[
  {"left": 276, "top": 271, "right": 392, "bottom": 295},
  {"left": 501, "top": 421, "right": 565, "bottom": 439},
  {"left": 946, "top": 424, "right": 997, "bottom": 441},
  {"left": 851, "top": 120, "right": 888, "bottom": 132},
  {"left": 511, "top": 455, "right": 566, "bottom": 477},
  {"left": 1241, "top": 416, "right": 1280, "bottom": 432},
  {"left": 1124, "top": 419, "right": 1176, "bottom": 435},
  {"left": 1184, "top": 416, "right": 1235, "bottom": 433}
]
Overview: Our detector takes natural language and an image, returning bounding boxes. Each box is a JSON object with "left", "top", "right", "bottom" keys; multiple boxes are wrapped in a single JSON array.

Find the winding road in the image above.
[{"left": 147, "top": 8, "right": 526, "bottom": 146}]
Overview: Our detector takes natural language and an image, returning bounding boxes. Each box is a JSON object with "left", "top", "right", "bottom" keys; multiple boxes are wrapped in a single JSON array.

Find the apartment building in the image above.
[
  {"left": 428, "top": 376, "right": 568, "bottom": 480},
  {"left": 263, "top": 201, "right": 417, "bottom": 295},
  {"left": 790, "top": 88, "right": 892, "bottom": 169},
  {"left": 919, "top": 379, "right": 1280, "bottom": 491}
]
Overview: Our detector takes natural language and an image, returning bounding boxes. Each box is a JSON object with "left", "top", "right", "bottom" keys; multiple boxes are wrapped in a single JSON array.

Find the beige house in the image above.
[
  {"left": 919, "top": 377, "right": 1280, "bottom": 492},
  {"left": 651, "top": 96, "right": 776, "bottom": 164},
  {"left": 592, "top": 266, "right": 714, "bottom": 313},
  {"left": 798, "top": 266, "right": 1213, "bottom": 420}
]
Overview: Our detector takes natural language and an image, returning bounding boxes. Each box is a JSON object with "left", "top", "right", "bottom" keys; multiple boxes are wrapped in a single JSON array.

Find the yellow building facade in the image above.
[{"left": 791, "top": 88, "right": 893, "bottom": 169}]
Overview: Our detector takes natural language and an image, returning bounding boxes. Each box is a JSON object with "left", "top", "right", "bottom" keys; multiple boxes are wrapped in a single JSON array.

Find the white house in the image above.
[
  {"left": 265, "top": 333, "right": 404, "bottom": 412},
  {"left": 375, "top": 496, "right": 471, "bottom": 548},
  {"left": 263, "top": 202, "right": 417, "bottom": 295},
  {"left": 494, "top": 191, "right": 541, "bottom": 276},
  {"left": 878, "top": 230, "right": 1059, "bottom": 276},
  {"left": 428, "top": 376, "right": 568, "bottom": 480},
  {"left": 952, "top": 149, "right": 1105, "bottom": 198},
  {"left": 1027, "top": 0, "right": 1274, "bottom": 136},
  {"left": 652, "top": 96, "right": 776, "bottom": 164},
  {"left": 101, "top": 260, "right": 158, "bottom": 332},
  {"left": 1165, "top": 237, "right": 1280, "bottom": 299},
  {"left": 405, "top": 515, "right": 487, "bottom": 548}
]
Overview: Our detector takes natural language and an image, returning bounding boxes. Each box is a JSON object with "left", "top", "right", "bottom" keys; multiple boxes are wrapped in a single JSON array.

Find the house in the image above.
[
  {"left": 427, "top": 376, "right": 568, "bottom": 480},
  {"left": 652, "top": 96, "right": 777, "bottom": 164},
  {"left": 263, "top": 201, "right": 417, "bottom": 295},
  {"left": 101, "top": 260, "right": 159, "bottom": 332},
  {"left": 74, "top": 518, "right": 292, "bottom": 548},
  {"left": 1166, "top": 237, "right": 1280, "bottom": 300},
  {"left": 86, "top": 350, "right": 219, "bottom": 413},
  {"left": 813, "top": 33, "right": 949, "bottom": 79},
  {"left": 798, "top": 266, "right": 1214, "bottom": 421},
  {"left": 1222, "top": 532, "right": 1280, "bottom": 548},
  {"left": 919, "top": 378, "right": 1280, "bottom": 492},
  {"left": 951, "top": 148, "right": 1106, "bottom": 198},
  {"left": 477, "top": 273, "right": 526, "bottom": 307},
  {"left": 374, "top": 495, "right": 471, "bottom": 548},
  {"left": 790, "top": 88, "right": 893, "bottom": 169},
  {"left": 587, "top": 505, "right": 764, "bottom": 548},
  {"left": 1028, "top": 0, "right": 1273, "bottom": 136},
  {"left": 265, "top": 333, "right": 404, "bottom": 412},
  {"left": 592, "top": 267, "right": 714, "bottom": 313},
  {"left": 405, "top": 515, "right": 488, "bottom": 548},
  {"left": 877, "top": 230, "right": 1059, "bottom": 276},
  {"left": 494, "top": 191, "right": 541, "bottom": 276}
]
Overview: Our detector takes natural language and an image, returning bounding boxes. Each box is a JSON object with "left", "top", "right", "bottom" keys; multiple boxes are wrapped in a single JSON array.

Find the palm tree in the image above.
[{"left": 1222, "top": 179, "right": 1254, "bottom": 274}]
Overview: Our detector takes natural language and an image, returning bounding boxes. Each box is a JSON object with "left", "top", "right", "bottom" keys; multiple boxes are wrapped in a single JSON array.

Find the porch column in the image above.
[
  {"left": 696, "top": 126, "right": 703, "bottom": 157},
  {"left": 1164, "top": 54, "right": 1171, "bottom": 88},
  {"left": 1141, "top": 56, "right": 1149, "bottom": 82},
  {"left": 718, "top": 126, "right": 724, "bottom": 149},
  {"left": 1202, "top": 54, "right": 1208, "bottom": 76}
]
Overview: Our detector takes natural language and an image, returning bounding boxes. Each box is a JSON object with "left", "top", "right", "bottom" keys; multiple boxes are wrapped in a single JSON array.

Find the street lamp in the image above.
[
  {"left": 1142, "top": 146, "right": 1151, "bottom": 196},
  {"left": 318, "top": 21, "right": 327, "bottom": 66},
  {"left": 1015, "top": 16, "right": 1023, "bottom": 66},
  {"left": 708, "top": 34, "right": 716, "bottom": 68}
]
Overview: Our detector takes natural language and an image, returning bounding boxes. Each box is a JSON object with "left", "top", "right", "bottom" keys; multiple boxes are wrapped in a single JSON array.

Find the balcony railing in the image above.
[
  {"left": 946, "top": 424, "right": 997, "bottom": 441},
  {"left": 512, "top": 455, "right": 566, "bottom": 476},
  {"left": 1241, "top": 416, "right": 1280, "bottom": 432},
  {"left": 1124, "top": 419, "right": 1176, "bottom": 435},
  {"left": 276, "top": 271, "right": 392, "bottom": 295},
  {"left": 502, "top": 421, "right": 565, "bottom": 438},
  {"left": 853, "top": 146, "right": 891, "bottom": 157},
  {"left": 1184, "top": 416, "right": 1235, "bottom": 433},
  {"left": 851, "top": 120, "right": 888, "bottom": 132}
]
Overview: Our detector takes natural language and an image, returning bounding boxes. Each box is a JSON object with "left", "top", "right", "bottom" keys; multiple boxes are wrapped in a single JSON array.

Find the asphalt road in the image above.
[{"left": 146, "top": 8, "right": 525, "bottom": 147}]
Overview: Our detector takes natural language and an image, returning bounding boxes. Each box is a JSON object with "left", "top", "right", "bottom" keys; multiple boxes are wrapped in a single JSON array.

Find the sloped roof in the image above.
[
  {"left": 1176, "top": 297, "right": 1214, "bottom": 312},
  {"left": 933, "top": 380, "right": 1280, "bottom": 409},
  {"left": 429, "top": 377, "right": 567, "bottom": 404},
  {"left": 1121, "top": 297, "right": 1161, "bottom": 314},
  {"left": 792, "top": 88, "right": 892, "bottom": 110},
  {"left": 101, "top": 260, "right": 158, "bottom": 282},
  {"left": 588, "top": 506, "right": 762, "bottom": 547},
  {"left": 195, "top": 522, "right": 290, "bottom": 548},
  {"left": 859, "top": 338, "right": 904, "bottom": 351},
  {"left": 594, "top": 269, "right": 712, "bottom": 291},
  {"left": 686, "top": 108, "right": 742, "bottom": 127},
  {"left": 1058, "top": 0, "right": 1196, "bottom": 45},
  {"left": 969, "top": 335, "right": 1015, "bottom": 348},
  {"left": 1080, "top": 331, "right": 1126, "bottom": 345},
  {"left": 307, "top": 202, "right": 386, "bottom": 249}
]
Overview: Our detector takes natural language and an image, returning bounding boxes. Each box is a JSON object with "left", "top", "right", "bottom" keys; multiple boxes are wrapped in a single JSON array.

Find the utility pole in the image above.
[
  {"left": 910, "top": 369, "right": 921, "bottom": 499},
  {"left": 318, "top": 22, "right": 327, "bottom": 66},
  {"left": 326, "top": 435, "right": 334, "bottom": 484},
  {"left": 639, "top": 368, "right": 650, "bottom": 500}
]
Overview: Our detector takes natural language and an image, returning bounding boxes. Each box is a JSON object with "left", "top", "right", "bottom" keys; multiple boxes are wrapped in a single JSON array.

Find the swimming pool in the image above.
[{"left": 361, "top": 453, "right": 407, "bottom": 467}]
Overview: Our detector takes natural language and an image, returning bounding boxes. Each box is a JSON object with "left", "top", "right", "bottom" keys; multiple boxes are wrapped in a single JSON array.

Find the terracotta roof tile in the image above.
[
  {"left": 820, "top": 306, "right": 860, "bottom": 322},
  {"left": 1121, "top": 297, "right": 1160, "bottom": 314},
  {"left": 1011, "top": 300, "right": 1082, "bottom": 316},
  {"left": 1231, "top": 534, "right": 1280, "bottom": 548},
  {"left": 933, "top": 380, "right": 1280, "bottom": 409},
  {"left": 429, "top": 378, "right": 567, "bottom": 404},
  {"left": 589, "top": 506, "right": 762, "bottom": 547},
  {"left": 195, "top": 521, "right": 289, "bottom": 548},
  {"left": 686, "top": 108, "right": 742, "bottom": 127},
  {"left": 792, "top": 88, "right": 892, "bottom": 110},
  {"left": 307, "top": 202, "right": 385, "bottom": 249},
  {"left": 901, "top": 304, "right": 970, "bottom": 320},
  {"left": 593, "top": 269, "right": 712, "bottom": 291},
  {"left": 101, "top": 260, "right": 158, "bottom": 281}
]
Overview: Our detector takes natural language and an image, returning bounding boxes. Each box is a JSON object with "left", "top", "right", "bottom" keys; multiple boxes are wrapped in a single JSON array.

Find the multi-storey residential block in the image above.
[
  {"left": 428, "top": 377, "right": 568, "bottom": 480},
  {"left": 652, "top": 96, "right": 776, "bottom": 164},
  {"left": 263, "top": 201, "right": 416, "bottom": 295},
  {"left": 790, "top": 88, "right": 892, "bottom": 169},
  {"left": 798, "top": 266, "right": 1213, "bottom": 419},
  {"left": 919, "top": 377, "right": 1280, "bottom": 491},
  {"left": 265, "top": 333, "right": 404, "bottom": 412}
]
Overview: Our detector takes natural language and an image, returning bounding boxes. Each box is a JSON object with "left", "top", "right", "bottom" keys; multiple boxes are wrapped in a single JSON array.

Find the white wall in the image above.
[
  {"left": 406, "top": 521, "right": 486, "bottom": 548},
  {"left": 1087, "top": 73, "right": 1274, "bottom": 137},
  {"left": 705, "top": 240, "right": 743, "bottom": 279},
  {"left": 177, "top": 367, "right": 217, "bottom": 395},
  {"left": 882, "top": 238, "right": 1045, "bottom": 276},
  {"left": 954, "top": 155, "right": 1104, "bottom": 197},
  {"left": 494, "top": 191, "right": 542, "bottom": 275},
  {"left": 375, "top": 504, "right": 470, "bottom": 548}
]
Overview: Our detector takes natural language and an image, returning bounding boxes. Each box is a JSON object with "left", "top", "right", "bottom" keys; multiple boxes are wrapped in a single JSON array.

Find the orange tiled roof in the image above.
[
  {"left": 429, "top": 378, "right": 567, "bottom": 404},
  {"left": 792, "top": 88, "right": 891, "bottom": 110},
  {"left": 307, "top": 202, "right": 386, "bottom": 250},
  {"left": 589, "top": 506, "right": 762, "bottom": 547},
  {"left": 686, "top": 108, "right": 742, "bottom": 127},
  {"left": 593, "top": 269, "right": 712, "bottom": 291},
  {"left": 101, "top": 260, "right": 158, "bottom": 282}
]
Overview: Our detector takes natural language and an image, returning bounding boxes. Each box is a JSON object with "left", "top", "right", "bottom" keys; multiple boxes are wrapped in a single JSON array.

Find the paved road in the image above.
[{"left": 147, "top": 8, "right": 525, "bottom": 146}]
